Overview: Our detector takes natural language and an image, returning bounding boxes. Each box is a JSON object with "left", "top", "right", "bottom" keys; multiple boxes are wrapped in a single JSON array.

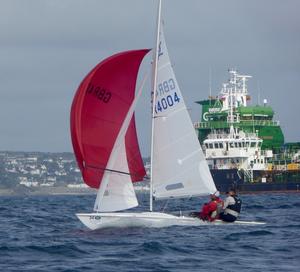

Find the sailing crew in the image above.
[
  {"left": 219, "top": 189, "right": 242, "bottom": 222},
  {"left": 199, "top": 190, "right": 223, "bottom": 222}
]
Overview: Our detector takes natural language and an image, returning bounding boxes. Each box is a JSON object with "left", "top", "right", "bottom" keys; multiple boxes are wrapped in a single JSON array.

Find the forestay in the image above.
[{"left": 152, "top": 23, "right": 217, "bottom": 199}]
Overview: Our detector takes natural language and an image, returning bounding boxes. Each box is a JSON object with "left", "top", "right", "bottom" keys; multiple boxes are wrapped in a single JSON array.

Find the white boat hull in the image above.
[{"left": 76, "top": 212, "right": 265, "bottom": 230}]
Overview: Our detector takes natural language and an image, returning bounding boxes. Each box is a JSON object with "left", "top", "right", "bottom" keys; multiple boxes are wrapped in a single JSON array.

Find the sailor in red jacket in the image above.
[{"left": 199, "top": 191, "right": 224, "bottom": 222}]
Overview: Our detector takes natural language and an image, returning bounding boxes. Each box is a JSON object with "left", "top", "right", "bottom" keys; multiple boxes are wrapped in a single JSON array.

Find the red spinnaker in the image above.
[{"left": 70, "top": 49, "right": 149, "bottom": 188}]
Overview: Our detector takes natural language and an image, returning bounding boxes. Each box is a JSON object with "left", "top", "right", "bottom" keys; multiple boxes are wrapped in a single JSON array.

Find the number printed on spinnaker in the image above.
[
  {"left": 86, "top": 83, "right": 112, "bottom": 103},
  {"left": 155, "top": 92, "right": 180, "bottom": 113}
]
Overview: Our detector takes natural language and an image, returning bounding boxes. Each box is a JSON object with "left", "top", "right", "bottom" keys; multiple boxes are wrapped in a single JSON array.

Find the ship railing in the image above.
[
  {"left": 205, "top": 132, "right": 258, "bottom": 140},
  {"left": 242, "top": 120, "right": 280, "bottom": 126},
  {"left": 194, "top": 120, "right": 279, "bottom": 129},
  {"left": 194, "top": 122, "right": 230, "bottom": 129}
]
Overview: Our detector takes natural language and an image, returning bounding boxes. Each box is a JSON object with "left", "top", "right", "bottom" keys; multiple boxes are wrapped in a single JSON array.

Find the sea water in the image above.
[{"left": 0, "top": 193, "right": 299, "bottom": 272}]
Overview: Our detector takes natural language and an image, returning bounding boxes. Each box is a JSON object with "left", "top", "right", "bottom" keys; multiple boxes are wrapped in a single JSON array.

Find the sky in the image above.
[{"left": 0, "top": 0, "right": 299, "bottom": 157}]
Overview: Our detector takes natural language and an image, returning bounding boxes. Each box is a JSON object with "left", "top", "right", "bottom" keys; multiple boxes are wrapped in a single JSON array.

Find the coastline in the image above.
[
  {"left": 0, "top": 184, "right": 150, "bottom": 196},
  {"left": 0, "top": 186, "right": 97, "bottom": 196}
]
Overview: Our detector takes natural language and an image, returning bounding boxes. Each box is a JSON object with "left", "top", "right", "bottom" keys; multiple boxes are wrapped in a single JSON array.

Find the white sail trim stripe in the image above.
[
  {"left": 177, "top": 148, "right": 202, "bottom": 165},
  {"left": 157, "top": 62, "right": 172, "bottom": 72}
]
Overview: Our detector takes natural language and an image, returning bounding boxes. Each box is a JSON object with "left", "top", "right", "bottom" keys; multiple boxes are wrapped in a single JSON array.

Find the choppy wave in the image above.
[{"left": 0, "top": 193, "right": 299, "bottom": 271}]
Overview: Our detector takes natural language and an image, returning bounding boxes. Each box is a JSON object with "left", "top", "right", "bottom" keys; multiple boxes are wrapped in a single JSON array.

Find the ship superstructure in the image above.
[
  {"left": 195, "top": 70, "right": 300, "bottom": 191},
  {"left": 195, "top": 70, "right": 284, "bottom": 151}
]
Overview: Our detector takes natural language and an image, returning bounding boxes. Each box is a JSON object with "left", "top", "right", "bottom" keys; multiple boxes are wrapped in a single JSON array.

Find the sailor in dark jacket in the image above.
[{"left": 219, "top": 189, "right": 242, "bottom": 222}]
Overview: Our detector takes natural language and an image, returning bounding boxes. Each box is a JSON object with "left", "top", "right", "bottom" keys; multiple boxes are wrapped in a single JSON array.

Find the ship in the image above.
[{"left": 194, "top": 69, "right": 300, "bottom": 192}]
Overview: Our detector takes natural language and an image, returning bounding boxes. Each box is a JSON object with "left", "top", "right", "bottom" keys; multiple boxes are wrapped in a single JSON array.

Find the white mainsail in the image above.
[{"left": 152, "top": 22, "right": 217, "bottom": 200}]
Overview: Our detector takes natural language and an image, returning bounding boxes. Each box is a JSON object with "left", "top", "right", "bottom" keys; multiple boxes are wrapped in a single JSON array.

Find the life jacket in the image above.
[
  {"left": 225, "top": 196, "right": 242, "bottom": 217},
  {"left": 200, "top": 201, "right": 217, "bottom": 221},
  {"left": 215, "top": 198, "right": 224, "bottom": 214},
  {"left": 202, "top": 197, "right": 224, "bottom": 221}
]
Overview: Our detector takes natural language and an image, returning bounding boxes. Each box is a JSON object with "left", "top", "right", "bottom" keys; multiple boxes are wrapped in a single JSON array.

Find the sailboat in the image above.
[{"left": 71, "top": 1, "right": 263, "bottom": 230}]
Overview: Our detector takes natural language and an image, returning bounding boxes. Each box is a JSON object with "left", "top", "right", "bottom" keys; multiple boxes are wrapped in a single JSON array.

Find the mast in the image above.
[{"left": 150, "top": 0, "right": 162, "bottom": 212}]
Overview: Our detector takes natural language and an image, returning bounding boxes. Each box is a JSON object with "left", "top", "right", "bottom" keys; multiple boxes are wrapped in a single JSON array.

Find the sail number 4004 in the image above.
[{"left": 155, "top": 92, "right": 180, "bottom": 113}]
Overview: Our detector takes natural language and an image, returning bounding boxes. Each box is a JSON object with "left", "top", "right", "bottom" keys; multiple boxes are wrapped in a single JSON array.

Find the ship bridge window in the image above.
[
  {"left": 209, "top": 143, "right": 213, "bottom": 149},
  {"left": 226, "top": 173, "right": 235, "bottom": 180},
  {"left": 251, "top": 142, "right": 256, "bottom": 148},
  {"left": 214, "top": 143, "right": 219, "bottom": 149},
  {"left": 235, "top": 143, "right": 238, "bottom": 148},
  {"left": 205, "top": 143, "right": 209, "bottom": 149},
  {"left": 219, "top": 143, "right": 224, "bottom": 148},
  {"left": 238, "top": 142, "right": 242, "bottom": 148},
  {"left": 229, "top": 142, "right": 234, "bottom": 148}
]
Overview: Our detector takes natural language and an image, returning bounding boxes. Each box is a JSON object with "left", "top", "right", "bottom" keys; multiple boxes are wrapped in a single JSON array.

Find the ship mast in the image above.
[{"left": 224, "top": 69, "right": 252, "bottom": 137}]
